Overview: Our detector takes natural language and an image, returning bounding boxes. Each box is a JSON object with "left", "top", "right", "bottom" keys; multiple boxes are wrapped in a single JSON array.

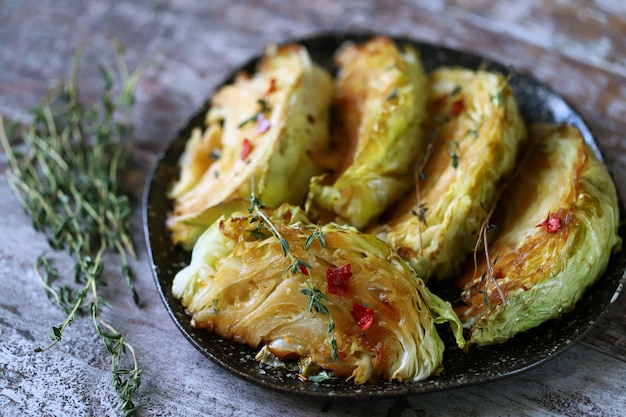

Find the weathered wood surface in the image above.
[{"left": 1, "top": 0, "right": 625, "bottom": 416}]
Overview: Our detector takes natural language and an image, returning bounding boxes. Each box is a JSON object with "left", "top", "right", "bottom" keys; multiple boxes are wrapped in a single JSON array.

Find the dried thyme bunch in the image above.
[{"left": 0, "top": 42, "right": 145, "bottom": 416}]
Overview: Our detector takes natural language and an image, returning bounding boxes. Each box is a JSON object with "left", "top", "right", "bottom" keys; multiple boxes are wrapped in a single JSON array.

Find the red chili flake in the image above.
[
  {"left": 299, "top": 264, "right": 309, "bottom": 276},
  {"left": 240, "top": 138, "right": 252, "bottom": 160},
  {"left": 266, "top": 78, "right": 277, "bottom": 94},
  {"left": 537, "top": 212, "right": 561, "bottom": 233},
  {"left": 327, "top": 264, "right": 352, "bottom": 297},
  {"left": 351, "top": 303, "right": 374, "bottom": 331},
  {"left": 450, "top": 98, "right": 464, "bottom": 116},
  {"left": 257, "top": 113, "right": 271, "bottom": 133}
]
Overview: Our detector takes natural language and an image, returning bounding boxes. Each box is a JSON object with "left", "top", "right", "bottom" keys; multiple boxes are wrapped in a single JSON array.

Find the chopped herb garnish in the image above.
[
  {"left": 257, "top": 98, "right": 271, "bottom": 113},
  {"left": 209, "top": 149, "right": 221, "bottom": 160},
  {"left": 238, "top": 99, "right": 272, "bottom": 128},
  {"left": 448, "top": 140, "right": 461, "bottom": 168},
  {"left": 387, "top": 88, "right": 398, "bottom": 101},
  {"left": 490, "top": 92, "right": 503, "bottom": 106},
  {"left": 250, "top": 229, "right": 269, "bottom": 240}
]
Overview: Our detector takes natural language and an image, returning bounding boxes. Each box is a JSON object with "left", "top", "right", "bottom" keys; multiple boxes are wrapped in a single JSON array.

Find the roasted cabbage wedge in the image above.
[
  {"left": 306, "top": 37, "right": 429, "bottom": 229},
  {"left": 167, "top": 43, "right": 334, "bottom": 249},
  {"left": 371, "top": 67, "right": 527, "bottom": 280},
  {"left": 172, "top": 203, "right": 465, "bottom": 384},
  {"left": 455, "top": 124, "right": 622, "bottom": 345}
]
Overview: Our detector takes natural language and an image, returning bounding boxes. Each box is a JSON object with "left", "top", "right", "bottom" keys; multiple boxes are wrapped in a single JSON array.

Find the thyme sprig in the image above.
[
  {"left": 411, "top": 203, "right": 428, "bottom": 227},
  {"left": 412, "top": 142, "right": 433, "bottom": 254},
  {"left": 248, "top": 189, "right": 338, "bottom": 361},
  {"left": 469, "top": 128, "right": 537, "bottom": 307},
  {"left": 304, "top": 224, "right": 327, "bottom": 250},
  {"left": 476, "top": 223, "right": 505, "bottom": 305},
  {"left": 489, "top": 66, "right": 516, "bottom": 107},
  {"left": 0, "top": 42, "right": 145, "bottom": 416}
]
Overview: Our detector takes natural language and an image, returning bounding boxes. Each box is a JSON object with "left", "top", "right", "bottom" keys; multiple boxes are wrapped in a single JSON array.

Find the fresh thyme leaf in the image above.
[
  {"left": 50, "top": 326, "right": 62, "bottom": 341},
  {"left": 490, "top": 93, "right": 503, "bottom": 106},
  {"left": 386, "top": 88, "right": 398, "bottom": 101},
  {"left": 278, "top": 237, "right": 291, "bottom": 257},
  {"left": 0, "top": 40, "right": 146, "bottom": 416},
  {"left": 284, "top": 264, "right": 297, "bottom": 276},
  {"left": 330, "top": 337, "right": 339, "bottom": 361},
  {"left": 305, "top": 226, "right": 327, "bottom": 250},
  {"left": 448, "top": 140, "right": 461, "bottom": 168},
  {"left": 467, "top": 128, "right": 479, "bottom": 139},
  {"left": 295, "top": 258, "right": 312, "bottom": 271},
  {"left": 238, "top": 113, "right": 259, "bottom": 129},
  {"left": 257, "top": 99, "right": 271, "bottom": 113},
  {"left": 250, "top": 229, "right": 269, "bottom": 240},
  {"left": 304, "top": 230, "right": 317, "bottom": 250},
  {"left": 317, "top": 232, "right": 327, "bottom": 249},
  {"left": 248, "top": 194, "right": 265, "bottom": 212},
  {"left": 411, "top": 203, "right": 428, "bottom": 226}
]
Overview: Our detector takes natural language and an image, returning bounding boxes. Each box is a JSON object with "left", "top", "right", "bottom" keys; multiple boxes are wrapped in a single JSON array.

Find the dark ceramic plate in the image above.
[{"left": 143, "top": 33, "right": 626, "bottom": 399}]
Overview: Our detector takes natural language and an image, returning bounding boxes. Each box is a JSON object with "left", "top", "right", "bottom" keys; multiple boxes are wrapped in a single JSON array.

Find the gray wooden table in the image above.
[{"left": 1, "top": 1, "right": 625, "bottom": 416}]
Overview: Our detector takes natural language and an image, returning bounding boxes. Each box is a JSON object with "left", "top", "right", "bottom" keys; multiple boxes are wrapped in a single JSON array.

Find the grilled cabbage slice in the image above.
[
  {"left": 306, "top": 37, "right": 429, "bottom": 229},
  {"left": 371, "top": 67, "right": 526, "bottom": 280},
  {"left": 172, "top": 204, "right": 465, "bottom": 384},
  {"left": 455, "top": 124, "right": 622, "bottom": 345},
  {"left": 167, "top": 43, "right": 334, "bottom": 249}
]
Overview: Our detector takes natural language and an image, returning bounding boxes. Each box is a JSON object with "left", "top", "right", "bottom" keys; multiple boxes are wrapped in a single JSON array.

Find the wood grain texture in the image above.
[{"left": 1, "top": 0, "right": 625, "bottom": 416}]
